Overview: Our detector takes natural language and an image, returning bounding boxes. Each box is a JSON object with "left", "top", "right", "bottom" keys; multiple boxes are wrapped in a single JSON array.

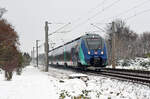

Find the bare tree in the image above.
[
  {"left": 105, "top": 19, "right": 138, "bottom": 64},
  {"left": 140, "top": 32, "right": 150, "bottom": 57}
]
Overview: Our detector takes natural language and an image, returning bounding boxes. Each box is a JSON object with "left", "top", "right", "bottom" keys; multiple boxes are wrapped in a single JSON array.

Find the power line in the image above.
[
  {"left": 87, "top": 0, "right": 107, "bottom": 13},
  {"left": 48, "top": 22, "right": 71, "bottom": 36},
  {"left": 125, "top": 8, "right": 150, "bottom": 20},
  {"left": 71, "top": 0, "right": 108, "bottom": 24},
  {"left": 99, "top": 0, "right": 150, "bottom": 22},
  {"left": 117, "top": 0, "right": 150, "bottom": 17},
  {"left": 87, "top": 0, "right": 121, "bottom": 21},
  {"left": 91, "top": 23, "right": 106, "bottom": 32},
  {"left": 69, "top": 0, "right": 121, "bottom": 32}
]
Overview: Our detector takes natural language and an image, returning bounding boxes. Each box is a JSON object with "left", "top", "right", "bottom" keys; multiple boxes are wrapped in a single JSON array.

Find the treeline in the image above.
[
  {"left": 0, "top": 8, "right": 31, "bottom": 80},
  {"left": 105, "top": 19, "right": 150, "bottom": 65}
]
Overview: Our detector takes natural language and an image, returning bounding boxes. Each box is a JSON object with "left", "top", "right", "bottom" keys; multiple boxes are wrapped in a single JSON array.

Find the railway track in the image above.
[
  {"left": 87, "top": 68, "right": 150, "bottom": 86},
  {"left": 49, "top": 65, "right": 150, "bottom": 86}
]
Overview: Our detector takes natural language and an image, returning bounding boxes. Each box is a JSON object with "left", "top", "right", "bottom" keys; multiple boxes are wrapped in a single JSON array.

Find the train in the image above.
[{"left": 49, "top": 33, "right": 108, "bottom": 70}]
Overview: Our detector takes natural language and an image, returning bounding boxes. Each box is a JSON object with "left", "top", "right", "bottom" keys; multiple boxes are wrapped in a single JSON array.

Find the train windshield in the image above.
[{"left": 86, "top": 37, "right": 102, "bottom": 50}]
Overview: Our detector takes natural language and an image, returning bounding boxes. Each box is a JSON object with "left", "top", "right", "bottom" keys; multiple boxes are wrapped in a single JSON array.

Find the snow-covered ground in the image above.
[
  {"left": 0, "top": 66, "right": 58, "bottom": 99},
  {"left": 0, "top": 65, "right": 150, "bottom": 99}
]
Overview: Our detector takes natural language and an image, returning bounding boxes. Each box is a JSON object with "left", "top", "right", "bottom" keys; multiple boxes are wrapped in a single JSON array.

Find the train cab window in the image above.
[{"left": 86, "top": 37, "right": 102, "bottom": 50}]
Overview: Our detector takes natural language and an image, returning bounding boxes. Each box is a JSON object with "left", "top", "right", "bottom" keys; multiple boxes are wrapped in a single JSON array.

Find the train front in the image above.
[{"left": 81, "top": 34, "right": 108, "bottom": 67}]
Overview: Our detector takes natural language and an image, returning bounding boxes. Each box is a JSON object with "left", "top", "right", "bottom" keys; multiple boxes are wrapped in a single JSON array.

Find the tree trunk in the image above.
[
  {"left": 5, "top": 71, "right": 13, "bottom": 81},
  {"left": 16, "top": 68, "right": 22, "bottom": 75}
]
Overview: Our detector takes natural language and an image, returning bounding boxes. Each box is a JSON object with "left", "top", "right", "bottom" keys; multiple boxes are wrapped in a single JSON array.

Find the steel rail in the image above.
[{"left": 49, "top": 64, "right": 150, "bottom": 86}]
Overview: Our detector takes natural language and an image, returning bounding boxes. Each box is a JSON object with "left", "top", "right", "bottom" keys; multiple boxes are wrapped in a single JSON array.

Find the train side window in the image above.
[{"left": 71, "top": 48, "right": 75, "bottom": 55}]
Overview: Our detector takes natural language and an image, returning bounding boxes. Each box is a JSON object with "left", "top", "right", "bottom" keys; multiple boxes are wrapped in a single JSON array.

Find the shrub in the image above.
[
  {"left": 145, "top": 53, "right": 150, "bottom": 58},
  {"left": 140, "top": 61, "right": 150, "bottom": 68},
  {"left": 122, "top": 59, "right": 130, "bottom": 66}
]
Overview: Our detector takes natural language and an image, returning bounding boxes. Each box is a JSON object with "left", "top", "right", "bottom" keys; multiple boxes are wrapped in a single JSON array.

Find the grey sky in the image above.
[{"left": 1, "top": 0, "right": 150, "bottom": 53}]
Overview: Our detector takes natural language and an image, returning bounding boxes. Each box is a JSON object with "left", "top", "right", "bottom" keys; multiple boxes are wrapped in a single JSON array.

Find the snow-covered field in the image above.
[
  {"left": 0, "top": 65, "right": 150, "bottom": 99},
  {"left": 0, "top": 66, "right": 58, "bottom": 99}
]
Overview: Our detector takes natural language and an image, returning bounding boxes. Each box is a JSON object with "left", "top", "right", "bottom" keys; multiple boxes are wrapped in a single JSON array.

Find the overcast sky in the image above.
[{"left": 1, "top": 0, "right": 150, "bottom": 54}]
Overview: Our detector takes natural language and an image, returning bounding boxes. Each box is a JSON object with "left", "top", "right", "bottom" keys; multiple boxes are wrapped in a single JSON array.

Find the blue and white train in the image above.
[{"left": 49, "top": 33, "right": 108, "bottom": 70}]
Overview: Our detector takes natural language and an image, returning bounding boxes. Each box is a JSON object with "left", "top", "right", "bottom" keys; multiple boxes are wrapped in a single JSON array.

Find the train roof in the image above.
[
  {"left": 49, "top": 33, "right": 102, "bottom": 52},
  {"left": 49, "top": 36, "right": 81, "bottom": 52}
]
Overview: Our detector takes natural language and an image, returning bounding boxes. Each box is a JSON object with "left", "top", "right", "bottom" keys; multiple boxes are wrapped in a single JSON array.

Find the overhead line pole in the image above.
[
  {"left": 45, "top": 21, "right": 49, "bottom": 72},
  {"left": 44, "top": 21, "right": 71, "bottom": 72},
  {"left": 112, "top": 21, "right": 116, "bottom": 69},
  {"left": 36, "top": 40, "right": 40, "bottom": 67},
  {"left": 33, "top": 47, "right": 35, "bottom": 65},
  {"left": 31, "top": 50, "right": 33, "bottom": 64}
]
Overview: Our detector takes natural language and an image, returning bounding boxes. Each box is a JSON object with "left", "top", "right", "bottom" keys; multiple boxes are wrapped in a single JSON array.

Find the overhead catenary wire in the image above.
[
  {"left": 83, "top": 0, "right": 150, "bottom": 33},
  {"left": 116, "top": 0, "right": 150, "bottom": 17},
  {"left": 87, "top": 0, "right": 107, "bottom": 13},
  {"left": 48, "top": 22, "right": 71, "bottom": 36},
  {"left": 71, "top": 0, "right": 108, "bottom": 24},
  {"left": 99, "top": 0, "right": 150, "bottom": 22},
  {"left": 91, "top": 23, "right": 106, "bottom": 32},
  {"left": 44, "top": 0, "right": 150, "bottom": 51},
  {"left": 69, "top": 0, "right": 150, "bottom": 33},
  {"left": 69, "top": 0, "right": 121, "bottom": 32},
  {"left": 86, "top": 0, "right": 121, "bottom": 21},
  {"left": 46, "top": 0, "right": 120, "bottom": 38},
  {"left": 44, "top": 0, "right": 109, "bottom": 43},
  {"left": 125, "top": 8, "right": 150, "bottom": 20}
]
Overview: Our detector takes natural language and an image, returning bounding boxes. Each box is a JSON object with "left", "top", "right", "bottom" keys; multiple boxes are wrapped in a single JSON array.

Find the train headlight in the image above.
[
  {"left": 88, "top": 51, "right": 90, "bottom": 55},
  {"left": 101, "top": 51, "right": 104, "bottom": 55}
]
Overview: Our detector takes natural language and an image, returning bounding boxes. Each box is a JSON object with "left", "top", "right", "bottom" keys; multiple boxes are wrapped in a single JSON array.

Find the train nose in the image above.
[{"left": 90, "top": 57, "right": 102, "bottom": 66}]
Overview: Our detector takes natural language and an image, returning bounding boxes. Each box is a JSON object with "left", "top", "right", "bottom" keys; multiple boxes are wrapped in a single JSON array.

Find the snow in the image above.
[
  {"left": 42, "top": 65, "right": 150, "bottom": 99},
  {"left": 69, "top": 73, "right": 88, "bottom": 78},
  {"left": 0, "top": 66, "right": 58, "bottom": 99},
  {"left": 0, "top": 64, "right": 150, "bottom": 99}
]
